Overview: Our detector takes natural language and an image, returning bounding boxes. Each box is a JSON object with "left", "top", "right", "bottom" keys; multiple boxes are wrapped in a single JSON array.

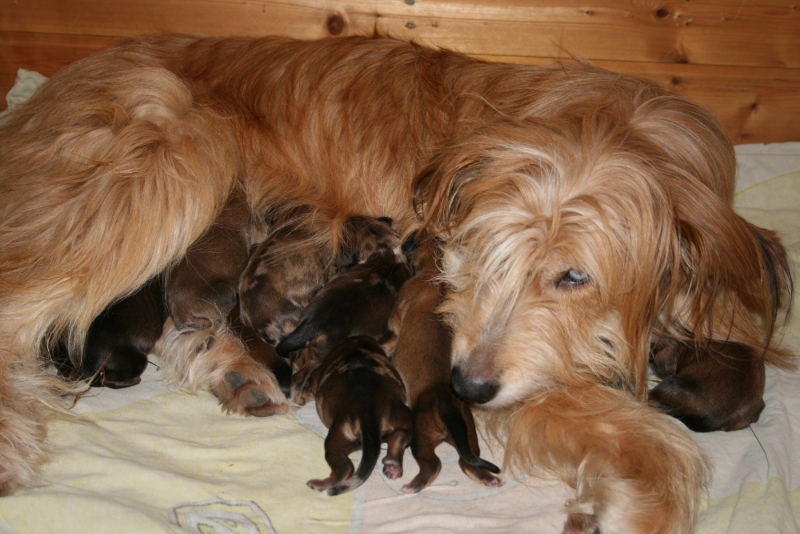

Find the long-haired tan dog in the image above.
[{"left": 0, "top": 34, "right": 792, "bottom": 532}]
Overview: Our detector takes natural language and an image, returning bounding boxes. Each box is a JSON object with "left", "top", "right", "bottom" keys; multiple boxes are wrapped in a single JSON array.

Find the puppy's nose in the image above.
[{"left": 451, "top": 365, "right": 498, "bottom": 404}]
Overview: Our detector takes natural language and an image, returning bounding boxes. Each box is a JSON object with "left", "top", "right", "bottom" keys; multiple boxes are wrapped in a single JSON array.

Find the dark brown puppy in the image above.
[
  {"left": 239, "top": 212, "right": 399, "bottom": 347},
  {"left": 166, "top": 187, "right": 251, "bottom": 332},
  {"left": 52, "top": 277, "right": 166, "bottom": 388},
  {"left": 649, "top": 337, "right": 767, "bottom": 432},
  {"left": 276, "top": 249, "right": 412, "bottom": 401},
  {"left": 388, "top": 238, "right": 501, "bottom": 493},
  {"left": 307, "top": 336, "right": 413, "bottom": 495}
]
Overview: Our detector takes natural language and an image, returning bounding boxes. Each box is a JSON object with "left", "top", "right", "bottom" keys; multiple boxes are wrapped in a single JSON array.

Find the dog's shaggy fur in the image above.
[{"left": 0, "top": 34, "right": 792, "bottom": 532}]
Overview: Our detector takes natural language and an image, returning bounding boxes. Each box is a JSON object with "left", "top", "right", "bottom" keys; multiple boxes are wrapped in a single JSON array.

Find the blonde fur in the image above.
[{"left": 0, "top": 34, "right": 791, "bottom": 532}]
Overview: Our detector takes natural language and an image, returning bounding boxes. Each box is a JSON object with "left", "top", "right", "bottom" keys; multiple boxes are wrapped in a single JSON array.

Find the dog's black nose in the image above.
[{"left": 451, "top": 365, "right": 498, "bottom": 404}]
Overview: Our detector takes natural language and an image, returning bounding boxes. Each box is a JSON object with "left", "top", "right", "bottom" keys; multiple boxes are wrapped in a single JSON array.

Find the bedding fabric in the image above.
[{"left": 2, "top": 69, "right": 800, "bottom": 534}]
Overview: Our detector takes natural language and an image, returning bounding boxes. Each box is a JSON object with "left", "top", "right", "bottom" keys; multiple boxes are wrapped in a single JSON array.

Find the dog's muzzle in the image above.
[{"left": 450, "top": 365, "right": 499, "bottom": 404}]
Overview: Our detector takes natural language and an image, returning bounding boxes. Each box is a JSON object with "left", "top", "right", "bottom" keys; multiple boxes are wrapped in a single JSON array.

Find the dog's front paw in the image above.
[{"left": 215, "top": 368, "right": 294, "bottom": 417}]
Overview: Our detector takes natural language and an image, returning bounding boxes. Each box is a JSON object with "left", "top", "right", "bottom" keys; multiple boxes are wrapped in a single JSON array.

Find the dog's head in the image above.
[{"left": 414, "top": 82, "right": 791, "bottom": 409}]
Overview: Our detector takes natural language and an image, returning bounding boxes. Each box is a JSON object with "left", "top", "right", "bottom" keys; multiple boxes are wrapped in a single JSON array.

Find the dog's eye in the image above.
[{"left": 558, "top": 269, "right": 590, "bottom": 288}]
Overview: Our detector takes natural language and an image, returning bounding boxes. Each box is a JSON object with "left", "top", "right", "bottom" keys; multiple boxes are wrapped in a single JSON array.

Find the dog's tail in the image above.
[
  {"left": 327, "top": 411, "right": 382, "bottom": 496},
  {"left": 439, "top": 395, "right": 500, "bottom": 474}
]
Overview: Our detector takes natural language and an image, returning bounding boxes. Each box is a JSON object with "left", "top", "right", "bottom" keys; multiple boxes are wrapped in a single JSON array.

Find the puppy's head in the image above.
[{"left": 414, "top": 80, "right": 790, "bottom": 409}]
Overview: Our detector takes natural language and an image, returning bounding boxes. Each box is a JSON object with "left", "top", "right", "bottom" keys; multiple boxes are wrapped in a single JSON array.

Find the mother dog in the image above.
[{"left": 0, "top": 35, "right": 791, "bottom": 533}]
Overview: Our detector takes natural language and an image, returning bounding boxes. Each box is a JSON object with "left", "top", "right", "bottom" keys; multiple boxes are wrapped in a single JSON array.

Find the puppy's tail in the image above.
[
  {"left": 327, "top": 412, "right": 382, "bottom": 496},
  {"left": 275, "top": 320, "right": 319, "bottom": 358},
  {"left": 440, "top": 396, "right": 500, "bottom": 474}
]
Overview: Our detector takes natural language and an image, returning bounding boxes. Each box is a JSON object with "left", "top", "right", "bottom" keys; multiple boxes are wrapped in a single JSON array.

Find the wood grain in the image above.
[{"left": 1, "top": 0, "right": 798, "bottom": 142}]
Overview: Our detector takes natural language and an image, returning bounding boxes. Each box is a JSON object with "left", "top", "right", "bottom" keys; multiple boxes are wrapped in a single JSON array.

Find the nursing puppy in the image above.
[
  {"left": 239, "top": 211, "right": 398, "bottom": 347},
  {"left": 53, "top": 277, "right": 166, "bottom": 388},
  {"left": 276, "top": 247, "right": 411, "bottom": 402},
  {"left": 0, "top": 35, "right": 791, "bottom": 532},
  {"left": 388, "top": 237, "right": 500, "bottom": 493},
  {"left": 649, "top": 336, "right": 766, "bottom": 432},
  {"left": 307, "top": 336, "right": 413, "bottom": 496},
  {"left": 167, "top": 186, "right": 251, "bottom": 332}
]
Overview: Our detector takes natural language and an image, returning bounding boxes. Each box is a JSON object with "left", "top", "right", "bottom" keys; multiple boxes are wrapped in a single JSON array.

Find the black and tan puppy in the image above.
[
  {"left": 52, "top": 277, "right": 166, "bottom": 388},
  {"left": 239, "top": 212, "right": 399, "bottom": 347},
  {"left": 166, "top": 187, "right": 251, "bottom": 332},
  {"left": 307, "top": 336, "right": 413, "bottom": 495},
  {"left": 649, "top": 337, "right": 767, "bottom": 432},
  {"left": 388, "top": 238, "right": 501, "bottom": 493}
]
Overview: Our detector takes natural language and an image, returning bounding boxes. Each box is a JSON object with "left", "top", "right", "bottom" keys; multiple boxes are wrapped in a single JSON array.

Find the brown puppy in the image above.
[
  {"left": 167, "top": 187, "right": 251, "bottom": 332},
  {"left": 649, "top": 337, "right": 766, "bottom": 432},
  {"left": 307, "top": 336, "right": 413, "bottom": 496},
  {"left": 239, "top": 212, "right": 399, "bottom": 347},
  {"left": 388, "top": 238, "right": 501, "bottom": 493},
  {"left": 52, "top": 276, "right": 166, "bottom": 388},
  {"left": 276, "top": 249, "right": 411, "bottom": 401}
]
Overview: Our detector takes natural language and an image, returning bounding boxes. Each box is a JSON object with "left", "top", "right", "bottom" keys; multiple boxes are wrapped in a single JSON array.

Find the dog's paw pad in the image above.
[
  {"left": 239, "top": 388, "right": 269, "bottom": 408},
  {"left": 223, "top": 371, "right": 250, "bottom": 391}
]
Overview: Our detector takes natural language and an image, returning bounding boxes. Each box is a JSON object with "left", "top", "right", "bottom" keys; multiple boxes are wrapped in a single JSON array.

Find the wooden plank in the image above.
[
  {"left": 0, "top": 31, "right": 118, "bottom": 92},
  {"left": 2, "top": 31, "right": 799, "bottom": 143},
  {"left": 1, "top": 0, "right": 798, "bottom": 68}
]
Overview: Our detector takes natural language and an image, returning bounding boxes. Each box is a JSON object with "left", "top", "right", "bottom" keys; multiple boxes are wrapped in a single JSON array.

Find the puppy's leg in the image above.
[
  {"left": 404, "top": 404, "right": 446, "bottom": 493},
  {"left": 381, "top": 411, "right": 413, "bottom": 480},
  {"left": 454, "top": 402, "right": 502, "bottom": 486},
  {"left": 492, "top": 385, "right": 706, "bottom": 534},
  {"left": 308, "top": 423, "right": 358, "bottom": 492},
  {"left": 153, "top": 319, "right": 293, "bottom": 416}
]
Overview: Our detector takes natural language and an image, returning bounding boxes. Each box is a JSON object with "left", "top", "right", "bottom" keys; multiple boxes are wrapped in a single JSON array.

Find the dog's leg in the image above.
[
  {"left": 494, "top": 385, "right": 706, "bottom": 534},
  {"left": 153, "top": 319, "right": 293, "bottom": 416},
  {"left": 0, "top": 63, "right": 239, "bottom": 492}
]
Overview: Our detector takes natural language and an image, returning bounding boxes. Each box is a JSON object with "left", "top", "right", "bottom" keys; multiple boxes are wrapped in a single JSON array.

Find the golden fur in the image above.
[{"left": 0, "top": 34, "right": 791, "bottom": 532}]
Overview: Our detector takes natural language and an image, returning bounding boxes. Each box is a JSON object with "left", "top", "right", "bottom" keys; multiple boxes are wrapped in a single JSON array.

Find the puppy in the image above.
[
  {"left": 649, "top": 336, "right": 766, "bottom": 432},
  {"left": 388, "top": 237, "right": 501, "bottom": 493},
  {"left": 276, "top": 249, "right": 411, "bottom": 401},
  {"left": 239, "top": 212, "right": 399, "bottom": 347},
  {"left": 52, "top": 277, "right": 166, "bottom": 388},
  {"left": 167, "top": 187, "right": 251, "bottom": 332},
  {"left": 307, "top": 336, "right": 413, "bottom": 496}
]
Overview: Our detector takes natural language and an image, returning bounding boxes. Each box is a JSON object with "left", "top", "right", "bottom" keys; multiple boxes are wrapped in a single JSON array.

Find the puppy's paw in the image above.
[
  {"left": 307, "top": 478, "right": 333, "bottom": 492},
  {"left": 382, "top": 458, "right": 403, "bottom": 480}
]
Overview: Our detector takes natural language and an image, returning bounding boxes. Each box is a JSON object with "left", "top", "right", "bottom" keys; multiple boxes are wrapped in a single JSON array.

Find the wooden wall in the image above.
[{"left": 1, "top": 0, "right": 799, "bottom": 143}]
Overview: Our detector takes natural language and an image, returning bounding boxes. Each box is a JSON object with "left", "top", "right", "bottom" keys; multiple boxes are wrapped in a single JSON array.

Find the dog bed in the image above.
[{"left": 1, "top": 69, "right": 799, "bottom": 534}]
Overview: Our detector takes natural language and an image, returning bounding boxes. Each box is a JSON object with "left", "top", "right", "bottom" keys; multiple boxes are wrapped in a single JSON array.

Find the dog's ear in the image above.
[
  {"left": 666, "top": 178, "right": 792, "bottom": 358},
  {"left": 412, "top": 151, "right": 489, "bottom": 236}
]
